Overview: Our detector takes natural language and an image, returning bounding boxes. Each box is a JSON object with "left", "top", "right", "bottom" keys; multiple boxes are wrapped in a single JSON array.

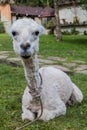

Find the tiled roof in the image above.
[
  {"left": 40, "top": 7, "right": 54, "bottom": 17},
  {"left": 11, "top": 5, "right": 43, "bottom": 16},
  {"left": 11, "top": 5, "right": 54, "bottom": 17}
]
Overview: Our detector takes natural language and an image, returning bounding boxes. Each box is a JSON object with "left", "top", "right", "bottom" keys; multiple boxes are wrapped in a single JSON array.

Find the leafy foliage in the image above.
[
  {"left": 0, "top": 0, "right": 13, "bottom": 4},
  {"left": 80, "top": 0, "right": 87, "bottom": 10},
  {"left": 15, "top": 0, "right": 54, "bottom": 7},
  {"left": 0, "top": 22, "right": 5, "bottom": 33}
]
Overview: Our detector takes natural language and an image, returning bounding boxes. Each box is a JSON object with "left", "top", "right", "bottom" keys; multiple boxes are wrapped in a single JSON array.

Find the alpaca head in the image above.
[{"left": 10, "top": 18, "right": 45, "bottom": 59}]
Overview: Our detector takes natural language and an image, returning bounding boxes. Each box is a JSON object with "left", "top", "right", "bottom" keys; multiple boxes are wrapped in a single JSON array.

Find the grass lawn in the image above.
[{"left": 0, "top": 34, "right": 87, "bottom": 130}]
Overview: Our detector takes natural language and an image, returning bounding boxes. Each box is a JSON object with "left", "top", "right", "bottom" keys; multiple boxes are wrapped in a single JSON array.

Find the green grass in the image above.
[
  {"left": 0, "top": 34, "right": 87, "bottom": 130},
  {"left": 0, "top": 34, "right": 13, "bottom": 51},
  {"left": 40, "top": 35, "right": 87, "bottom": 62}
]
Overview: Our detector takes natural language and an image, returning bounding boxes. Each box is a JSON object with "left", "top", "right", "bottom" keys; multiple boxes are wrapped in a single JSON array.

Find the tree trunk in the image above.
[
  {"left": 54, "top": 0, "right": 62, "bottom": 41},
  {"left": 47, "top": 0, "right": 49, "bottom": 6}
]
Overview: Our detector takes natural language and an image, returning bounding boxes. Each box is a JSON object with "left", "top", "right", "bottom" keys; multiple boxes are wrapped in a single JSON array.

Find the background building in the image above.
[{"left": 0, "top": 1, "right": 87, "bottom": 34}]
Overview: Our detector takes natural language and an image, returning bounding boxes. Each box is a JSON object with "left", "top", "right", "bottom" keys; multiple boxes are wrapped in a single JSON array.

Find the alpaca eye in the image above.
[
  {"left": 33, "top": 31, "right": 39, "bottom": 36},
  {"left": 12, "top": 31, "right": 18, "bottom": 36},
  {"left": 35, "top": 31, "right": 39, "bottom": 36}
]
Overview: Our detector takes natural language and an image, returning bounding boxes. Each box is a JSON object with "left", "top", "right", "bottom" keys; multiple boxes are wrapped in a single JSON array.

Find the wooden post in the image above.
[{"left": 54, "top": 0, "right": 62, "bottom": 41}]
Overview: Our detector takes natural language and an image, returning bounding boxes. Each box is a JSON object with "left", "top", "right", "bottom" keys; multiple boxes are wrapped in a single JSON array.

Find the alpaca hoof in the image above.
[
  {"left": 38, "top": 109, "right": 54, "bottom": 121},
  {"left": 22, "top": 111, "right": 35, "bottom": 121}
]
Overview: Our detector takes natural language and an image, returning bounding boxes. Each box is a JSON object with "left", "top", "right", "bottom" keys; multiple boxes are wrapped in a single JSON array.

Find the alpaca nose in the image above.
[{"left": 20, "top": 43, "right": 30, "bottom": 50}]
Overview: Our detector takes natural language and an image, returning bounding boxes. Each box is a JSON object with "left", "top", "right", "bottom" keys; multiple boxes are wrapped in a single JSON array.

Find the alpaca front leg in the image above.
[
  {"left": 22, "top": 87, "right": 35, "bottom": 121},
  {"left": 38, "top": 100, "right": 66, "bottom": 121},
  {"left": 22, "top": 106, "right": 35, "bottom": 121}
]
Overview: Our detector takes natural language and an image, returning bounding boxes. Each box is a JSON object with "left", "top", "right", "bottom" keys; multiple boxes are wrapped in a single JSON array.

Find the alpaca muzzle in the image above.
[{"left": 20, "top": 51, "right": 31, "bottom": 59}]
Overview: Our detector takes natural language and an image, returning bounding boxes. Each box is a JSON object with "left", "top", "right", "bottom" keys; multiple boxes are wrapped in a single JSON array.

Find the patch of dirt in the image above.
[
  {"left": 8, "top": 57, "right": 21, "bottom": 62},
  {"left": 39, "top": 59, "right": 55, "bottom": 64},
  {"left": 0, "top": 55, "right": 8, "bottom": 59},
  {"left": 63, "top": 63, "right": 76, "bottom": 67},
  {"left": 48, "top": 56, "right": 67, "bottom": 61}
]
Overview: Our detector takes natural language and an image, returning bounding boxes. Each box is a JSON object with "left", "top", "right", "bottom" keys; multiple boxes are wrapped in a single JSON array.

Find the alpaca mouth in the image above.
[
  {"left": 21, "top": 55, "right": 31, "bottom": 59},
  {"left": 21, "top": 52, "right": 31, "bottom": 59}
]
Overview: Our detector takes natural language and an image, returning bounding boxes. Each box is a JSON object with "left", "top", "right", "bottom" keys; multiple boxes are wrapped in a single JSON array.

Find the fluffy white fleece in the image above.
[{"left": 22, "top": 66, "right": 83, "bottom": 121}]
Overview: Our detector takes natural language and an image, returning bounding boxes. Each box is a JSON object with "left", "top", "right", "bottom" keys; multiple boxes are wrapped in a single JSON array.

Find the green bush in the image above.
[
  {"left": 44, "top": 18, "right": 56, "bottom": 29},
  {"left": 84, "top": 30, "right": 87, "bottom": 35},
  {"left": 71, "top": 27, "right": 79, "bottom": 35},
  {"left": 0, "top": 22, "right": 5, "bottom": 33},
  {"left": 62, "top": 30, "right": 71, "bottom": 35}
]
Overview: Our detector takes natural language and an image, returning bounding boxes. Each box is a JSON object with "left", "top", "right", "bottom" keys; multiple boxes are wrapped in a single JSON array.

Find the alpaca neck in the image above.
[{"left": 22, "top": 54, "right": 41, "bottom": 93}]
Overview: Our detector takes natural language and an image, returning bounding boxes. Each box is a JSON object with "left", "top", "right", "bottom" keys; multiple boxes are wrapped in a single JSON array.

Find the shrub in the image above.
[
  {"left": 71, "top": 27, "right": 79, "bottom": 35},
  {"left": 84, "top": 30, "right": 87, "bottom": 35},
  {"left": 62, "top": 30, "right": 71, "bottom": 35},
  {"left": 44, "top": 18, "right": 56, "bottom": 29},
  {"left": 0, "top": 22, "right": 5, "bottom": 33}
]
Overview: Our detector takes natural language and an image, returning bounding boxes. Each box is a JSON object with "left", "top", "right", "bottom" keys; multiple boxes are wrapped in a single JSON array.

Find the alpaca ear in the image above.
[{"left": 38, "top": 24, "right": 46, "bottom": 35}]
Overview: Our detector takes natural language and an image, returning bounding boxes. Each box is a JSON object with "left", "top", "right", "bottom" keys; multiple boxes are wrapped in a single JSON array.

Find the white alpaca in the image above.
[{"left": 10, "top": 18, "right": 83, "bottom": 121}]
